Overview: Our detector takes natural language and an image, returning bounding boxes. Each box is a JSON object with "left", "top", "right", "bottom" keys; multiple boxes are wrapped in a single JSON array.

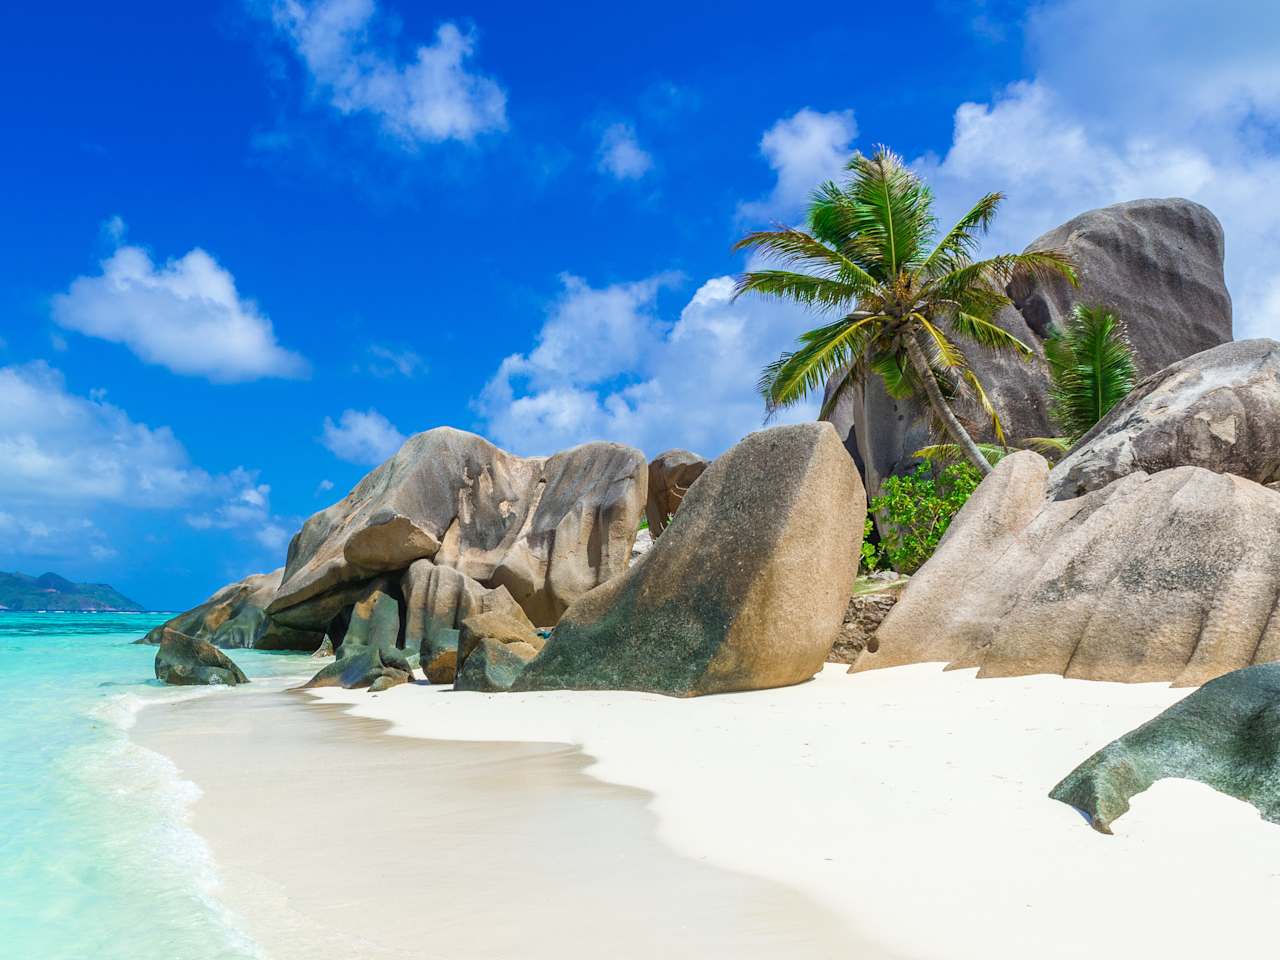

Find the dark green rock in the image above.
[
  {"left": 301, "top": 645, "right": 414, "bottom": 690},
  {"left": 1050, "top": 662, "right": 1280, "bottom": 833},
  {"left": 139, "top": 568, "right": 322, "bottom": 651},
  {"left": 155, "top": 629, "right": 249, "bottom": 686},
  {"left": 455, "top": 638, "right": 538, "bottom": 693},
  {"left": 299, "top": 579, "right": 414, "bottom": 690}
]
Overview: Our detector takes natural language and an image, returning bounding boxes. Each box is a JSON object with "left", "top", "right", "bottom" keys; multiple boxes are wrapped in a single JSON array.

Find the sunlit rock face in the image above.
[
  {"left": 458, "top": 423, "right": 865, "bottom": 697},
  {"left": 859, "top": 451, "right": 1280, "bottom": 687}
]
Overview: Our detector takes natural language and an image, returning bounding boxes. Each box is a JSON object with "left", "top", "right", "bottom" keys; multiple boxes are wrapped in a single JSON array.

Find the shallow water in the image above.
[{"left": 0, "top": 613, "right": 315, "bottom": 960}]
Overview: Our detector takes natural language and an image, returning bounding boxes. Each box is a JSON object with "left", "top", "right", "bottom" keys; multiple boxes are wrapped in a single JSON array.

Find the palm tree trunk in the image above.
[{"left": 902, "top": 333, "right": 993, "bottom": 476}]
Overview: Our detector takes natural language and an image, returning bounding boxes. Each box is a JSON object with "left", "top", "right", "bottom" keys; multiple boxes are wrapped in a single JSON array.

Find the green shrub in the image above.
[{"left": 863, "top": 460, "right": 981, "bottom": 574}]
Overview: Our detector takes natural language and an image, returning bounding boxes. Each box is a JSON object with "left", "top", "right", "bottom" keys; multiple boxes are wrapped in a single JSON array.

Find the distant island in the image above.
[{"left": 0, "top": 571, "right": 144, "bottom": 612}]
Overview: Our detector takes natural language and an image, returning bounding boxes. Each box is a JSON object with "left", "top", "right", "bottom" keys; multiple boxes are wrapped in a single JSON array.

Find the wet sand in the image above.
[{"left": 134, "top": 682, "right": 882, "bottom": 960}]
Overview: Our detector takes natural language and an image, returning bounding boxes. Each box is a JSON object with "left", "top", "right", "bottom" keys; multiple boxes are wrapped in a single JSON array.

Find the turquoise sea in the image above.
[{"left": 0, "top": 612, "right": 315, "bottom": 960}]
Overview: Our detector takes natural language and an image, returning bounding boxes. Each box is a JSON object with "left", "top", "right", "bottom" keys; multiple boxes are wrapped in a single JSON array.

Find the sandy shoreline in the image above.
[
  {"left": 134, "top": 663, "right": 1280, "bottom": 959},
  {"left": 307, "top": 664, "right": 1280, "bottom": 959},
  {"left": 134, "top": 675, "right": 878, "bottom": 960}
]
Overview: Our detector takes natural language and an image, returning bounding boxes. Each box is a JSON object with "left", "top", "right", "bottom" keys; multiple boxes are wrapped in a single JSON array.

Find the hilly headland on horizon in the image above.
[{"left": 0, "top": 571, "right": 144, "bottom": 612}]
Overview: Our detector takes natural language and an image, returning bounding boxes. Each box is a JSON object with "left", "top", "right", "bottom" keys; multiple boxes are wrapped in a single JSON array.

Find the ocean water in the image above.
[{"left": 0, "top": 613, "right": 315, "bottom": 960}]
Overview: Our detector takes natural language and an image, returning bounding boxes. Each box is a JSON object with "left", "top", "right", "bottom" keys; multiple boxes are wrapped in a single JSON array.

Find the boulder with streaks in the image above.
[
  {"left": 856, "top": 451, "right": 1280, "bottom": 686},
  {"left": 457, "top": 423, "right": 864, "bottom": 696}
]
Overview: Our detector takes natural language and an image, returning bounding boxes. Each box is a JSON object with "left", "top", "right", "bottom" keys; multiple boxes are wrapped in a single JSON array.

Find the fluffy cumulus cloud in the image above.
[
  {"left": 51, "top": 230, "right": 308, "bottom": 382},
  {"left": 596, "top": 122, "right": 653, "bottom": 180},
  {"left": 915, "top": 0, "right": 1280, "bottom": 337},
  {"left": 268, "top": 0, "right": 507, "bottom": 145},
  {"left": 738, "top": 108, "right": 856, "bottom": 222},
  {"left": 0, "top": 362, "right": 292, "bottom": 561},
  {"left": 321, "top": 407, "right": 406, "bottom": 464},
  {"left": 0, "top": 361, "right": 213, "bottom": 506},
  {"left": 478, "top": 273, "right": 817, "bottom": 457},
  {"left": 187, "top": 471, "right": 295, "bottom": 552}
]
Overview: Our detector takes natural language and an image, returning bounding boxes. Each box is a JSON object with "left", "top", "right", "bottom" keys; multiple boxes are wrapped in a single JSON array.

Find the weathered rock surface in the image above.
[
  {"left": 140, "top": 569, "right": 321, "bottom": 651},
  {"left": 1048, "top": 339, "right": 1280, "bottom": 500},
  {"left": 269, "top": 428, "right": 646, "bottom": 628},
  {"left": 857, "top": 451, "right": 1280, "bottom": 686},
  {"left": 826, "top": 198, "right": 1233, "bottom": 497},
  {"left": 1010, "top": 198, "right": 1232, "bottom": 377},
  {"left": 302, "top": 645, "right": 415, "bottom": 690},
  {"left": 457, "top": 423, "right": 864, "bottom": 696},
  {"left": 155, "top": 629, "right": 249, "bottom": 686},
  {"left": 401, "top": 560, "right": 533, "bottom": 684},
  {"left": 300, "top": 580, "right": 414, "bottom": 690},
  {"left": 827, "top": 574, "right": 906, "bottom": 665},
  {"left": 1051, "top": 663, "right": 1280, "bottom": 832},
  {"left": 630, "top": 527, "right": 653, "bottom": 564},
  {"left": 644, "top": 449, "right": 709, "bottom": 537}
]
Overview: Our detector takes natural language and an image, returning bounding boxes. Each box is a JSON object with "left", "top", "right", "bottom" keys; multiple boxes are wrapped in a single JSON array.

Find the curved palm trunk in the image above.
[{"left": 902, "top": 333, "right": 993, "bottom": 476}]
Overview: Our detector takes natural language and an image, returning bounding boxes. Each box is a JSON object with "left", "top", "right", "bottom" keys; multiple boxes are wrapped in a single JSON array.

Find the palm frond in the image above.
[
  {"left": 950, "top": 311, "right": 1034, "bottom": 355},
  {"left": 916, "top": 316, "right": 967, "bottom": 370},
  {"left": 731, "top": 227, "right": 878, "bottom": 290},
  {"left": 916, "top": 435, "right": 1072, "bottom": 467},
  {"left": 961, "top": 368, "right": 1007, "bottom": 445},
  {"left": 913, "top": 442, "right": 1012, "bottom": 467},
  {"left": 930, "top": 250, "right": 1077, "bottom": 307},
  {"left": 920, "top": 192, "right": 1003, "bottom": 278},
  {"left": 843, "top": 147, "right": 936, "bottom": 275},
  {"left": 759, "top": 315, "right": 883, "bottom": 411},
  {"left": 733, "top": 270, "right": 864, "bottom": 313},
  {"left": 1045, "top": 304, "right": 1137, "bottom": 441},
  {"left": 1023, "top": 436, "right": 1071, "bottom": 456},
  {"left": 868, "top": 349, "right": 915, "bottom": 400}
]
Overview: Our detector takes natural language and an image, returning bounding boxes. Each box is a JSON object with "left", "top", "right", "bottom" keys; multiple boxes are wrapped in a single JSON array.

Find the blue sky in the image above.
[{"left": 2, "top": 0, "right": 1278, "bottom": 608}]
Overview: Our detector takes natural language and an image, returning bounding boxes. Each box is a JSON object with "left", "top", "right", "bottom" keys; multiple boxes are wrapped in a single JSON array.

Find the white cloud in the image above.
[
  {"left": 362, "top": 343, "right": 422, "bottom": 377},
  {"left": 0, "top": 512, "right": 117, "bottom": 562},
  {"left": 596, "top": 122, "right": 653, "bottom": 180},
  {"left": 268, "top": 0, "right": 507, "bottom": 145},
  {"left": 186, "top": 471, "right": 294, "bottom": 552},
  {"left": 0, "top": 361, "right": 213, "bottom": 506},
  {"left": 0, "top": 361, "right": 293, "bottom": 559},
  {"left": 478, "top": 274, "right": 817, "bottom": 457},
  {"left": 915, "top": 0, "right": 1280, "bottom": 337},
  {"left": 316, "top": 478, "right": 335, "bottom": 494},
  {"left": 321, "top": 408, "right": 406, "bottom": 464},
  {"left": 738, "top": 108, "right": 856, "bottom": 222},
  {"left": 51, "top": 233, "right": 308, "bottom": 382}
]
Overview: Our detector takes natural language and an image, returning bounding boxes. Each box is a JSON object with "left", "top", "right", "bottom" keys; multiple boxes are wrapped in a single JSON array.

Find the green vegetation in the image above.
[
  {"left": 861, "top": 460, "right": 981, "bottom": 573},
  {"left": 0, "top": 571, "right": 144, "bottom": 612},
  {"left": 913, "top": 304, "right": 1136, "bottom": 466},
  {"left": 734, "top": 146, "right": 1075, "bottom": 474},
  {"left": 1045, "top": 303, "right": 1137, "bottom": 442}
]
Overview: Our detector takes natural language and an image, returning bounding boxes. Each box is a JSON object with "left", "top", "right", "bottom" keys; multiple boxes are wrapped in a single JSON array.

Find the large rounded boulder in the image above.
[
  {"left": 1010, "top": 198, "right": 1232, "bottom": 376},
  {"left": 1048, "top": 338, "right": 1280, "bottom": 500},
  {"left": 268, "top": 428, "right": 646, "bottom": 628},
  {"left": 155, "top": 629, "right": 250, "bottom": 686},
  {"left": 457, "top": 423, "right": 865, "bottom": 696},
  {"left": 856, "top": 451, "right": 1280, "bottom": 687},
  {"left": 644, "top": 449, "right": 709, "bottom": 537},
  {"left": 139, "top": 568, "right": 321, "bottom": 651}
]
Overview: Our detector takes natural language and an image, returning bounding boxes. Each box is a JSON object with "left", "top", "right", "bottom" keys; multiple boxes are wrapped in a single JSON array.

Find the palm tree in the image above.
[
  {"left": 1044, "top": 304, "right": 1137, "bottom": 443},
  {"left": 915, "top": 304, "right": 1137, "bottom": 466},
  {"left": 734, "top": 147, "right": 1076, "bottom": 475}
]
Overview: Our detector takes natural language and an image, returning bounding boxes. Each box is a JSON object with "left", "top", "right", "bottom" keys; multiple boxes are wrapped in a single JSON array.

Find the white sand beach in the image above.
[
  {"left": 134, "top": 675, "right": 874, "bottom": 960},
  {"left": 306, "top": 663, "right": 1280, "bottom": 960}
]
